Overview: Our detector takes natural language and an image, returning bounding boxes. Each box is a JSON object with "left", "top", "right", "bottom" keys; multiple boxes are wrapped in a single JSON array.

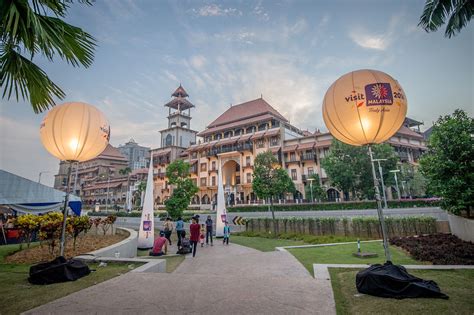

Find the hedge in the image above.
[{"left": 229, "top": 199, "right": 441, "bottom": 212}]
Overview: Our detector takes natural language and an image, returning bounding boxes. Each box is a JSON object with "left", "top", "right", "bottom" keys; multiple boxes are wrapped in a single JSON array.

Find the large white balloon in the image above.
[
  {"left": 40, "top": 102, "right": 110, "bottom": 162},
  {"left": 322, "top": 69, "right": 407, "bottom": 146}
]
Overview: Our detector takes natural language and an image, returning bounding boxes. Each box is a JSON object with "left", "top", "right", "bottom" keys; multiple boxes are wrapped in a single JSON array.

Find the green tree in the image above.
[
  {"left": 398, "top": 163, "right": 428, "bottom": 198},
  {"left": 322, "top": 140, "right": 398, "bottom": 200},
  {"left": 304, "top": 174, "right": 327, "bottom": 202},
  {"left": 164, "top": 160, "right": 198, "bottom": 219},
  {"left": 419, "top": 0, "right": 473, "bottom": 38},
  {"left": 420, "top": 109, "right": 473, "bottom": 216},
  {"left": 119, "top": 167, "right": 132, "bottom": 176},
  {"left": 252, "top": 151, "right": 295, "bottom": 232},
  {"left": 1, "top": 0, "right": 96, "bottom": 113},
  {"left": 133, "top": 180, "right": 146, "bottom": 207}
]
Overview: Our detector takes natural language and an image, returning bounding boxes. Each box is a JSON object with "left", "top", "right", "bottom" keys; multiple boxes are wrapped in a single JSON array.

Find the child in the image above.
[
  {"left": 223, "top": 221, "right": 230, "bottom": 245},
  {"left": 200, "top": 224, "right": 205, "bottom": 247}
]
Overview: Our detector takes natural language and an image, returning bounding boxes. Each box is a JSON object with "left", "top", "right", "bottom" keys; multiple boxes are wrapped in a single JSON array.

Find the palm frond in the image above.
[
  {"left": 419, "top": 0, "right": 454, "bottom": 31},
  {"left": 444, "top": 0, "right": 474, "bottom": 37},
  {"left": 1, "top": 45, "right": 65, "bottom": 113}
]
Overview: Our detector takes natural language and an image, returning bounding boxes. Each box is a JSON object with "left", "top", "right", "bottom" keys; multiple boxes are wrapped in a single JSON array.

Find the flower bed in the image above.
[
  {"left": 229, "top": 198, "right": 441, "bottom": 212},
  {"left": 389, "top": 233, "right": 474, "bottom": 265}
]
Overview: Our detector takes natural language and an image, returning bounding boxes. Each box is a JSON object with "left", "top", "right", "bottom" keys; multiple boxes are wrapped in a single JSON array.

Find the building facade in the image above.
[
  {"left": 151, "top": 88, "right": 427, "bottom": 209},
  {"left": 118, "top": 139, "right": 150, "bottom": 170}
]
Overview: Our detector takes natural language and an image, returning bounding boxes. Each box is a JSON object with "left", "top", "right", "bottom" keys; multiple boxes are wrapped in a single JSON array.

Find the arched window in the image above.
[
  {"left": 181, "top": 122, "right": 187, "bottom": 128},
  {"left": 165, "top": 134, "right": 172, "bottom": 146}
]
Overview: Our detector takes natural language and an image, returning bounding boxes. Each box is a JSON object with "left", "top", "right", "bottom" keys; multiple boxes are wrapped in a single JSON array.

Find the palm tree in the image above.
[
  {"left": 419, "top": 0, "right": 473, "bottom": 38},
  {"left": 0, "top": 0, "right": 96, "bottom": 113}
]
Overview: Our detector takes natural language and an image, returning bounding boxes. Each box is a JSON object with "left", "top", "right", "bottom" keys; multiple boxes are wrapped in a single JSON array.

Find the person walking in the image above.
[
  {"left": 163, "top": 217, "right": 174, "bottom": 246},
  {"left": 223, "top": 221, "right": 230, "bottom": 245},
  {"left": 176, "top": 216, "right": 185, "bottom": 248},
  {"left": 189, "top": 217, "right": 200, "bottom": 257},
  {"left": 205, "top": 215, "right": 213, "bottom": 246}
]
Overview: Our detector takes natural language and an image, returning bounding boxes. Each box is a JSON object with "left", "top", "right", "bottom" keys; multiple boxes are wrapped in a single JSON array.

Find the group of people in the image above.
[{"left": 150, "top": 215, "right": 231, "bottom": 258}]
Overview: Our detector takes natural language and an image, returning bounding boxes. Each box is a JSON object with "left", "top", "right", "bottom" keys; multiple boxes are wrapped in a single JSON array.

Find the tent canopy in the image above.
[{"left": 0, "top": 169, "right": 81, "bottom": 215}]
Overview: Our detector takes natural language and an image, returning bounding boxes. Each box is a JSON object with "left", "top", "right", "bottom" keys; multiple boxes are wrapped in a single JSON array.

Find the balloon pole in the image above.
[
  {"left": 368, "top": 145, "right": 391, "bottom": 262},
  {"left": 60, "top": 161, "right": 73, "bottom": 257}
]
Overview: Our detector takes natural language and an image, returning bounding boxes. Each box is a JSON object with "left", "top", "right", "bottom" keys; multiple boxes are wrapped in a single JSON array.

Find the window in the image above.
[
  {"left": 270, "top": 136, "right": 279, "bottom": 146},
  {"left": 191, "top": 152, "right": 197, "bottom": 159},
  {"left": 290, "top": 152, "right": 296, "bottom": 161},
  {"left": 192, "top": 178, "right": 197, "bottom": 186},
  {"left": 211, "top": 176, "right": 216, "bottom": 186},
  {"left": 246, "top": 173, "right": 252, "bottom": 183},
  {"left": 200, "top": 177, "right": 207, "bottom": 186},
  {"left": 211, "top": 161, "right": 216, "bottom": 170},
  {"left": 165, "top": 134, "right": 172, "bottom": 146},
  {"left": 308, "top": 167, "right": 314, "bottom": 176},
  {"left": 291, "top": 169, "right": 297, "bottom": 181},
  {"left": 246, "top": 156, "right": 251, "bottom": 166},
  {"left": 200, "top": 163, "right": 207, "bottom": 172},
  {"left": 256, "top": 139, "right": 264, "bottom": 148},
  {"left": 258, "top": 123, "right": 267, "bottom": 131}
]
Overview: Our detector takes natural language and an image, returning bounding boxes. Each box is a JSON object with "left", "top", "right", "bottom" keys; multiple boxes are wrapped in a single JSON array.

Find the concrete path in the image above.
[{"left": 25, "top": 242, "right": 336, "bottom": 315}]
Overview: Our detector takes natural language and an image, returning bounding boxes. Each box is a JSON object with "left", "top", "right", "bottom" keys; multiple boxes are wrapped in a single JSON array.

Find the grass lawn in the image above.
[
  {"left": 0, "top": 244, "right": 133, "bottom": 315},
  {"left": 136, "top": 249, "right": 185, "bottom": 273},
  {"left": 231, "top": 235, "right": 306, "bottom": 252},
  {"left": 288, "top": 242, "right": 423, "bottom": 275},
  {"left": 330, "top": 268, "right": 474, "bottom": 315}
]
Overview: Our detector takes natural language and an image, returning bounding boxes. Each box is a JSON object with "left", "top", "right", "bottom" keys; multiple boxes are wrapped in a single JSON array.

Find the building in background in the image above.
[{"left": 118, "top": 139, "right": 150, "bottom": 170}]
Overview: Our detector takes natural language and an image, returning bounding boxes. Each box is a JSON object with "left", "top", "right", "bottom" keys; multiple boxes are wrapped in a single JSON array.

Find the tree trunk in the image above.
[{"left": 270, "top": 198, "right": 277, "bottom": 238}]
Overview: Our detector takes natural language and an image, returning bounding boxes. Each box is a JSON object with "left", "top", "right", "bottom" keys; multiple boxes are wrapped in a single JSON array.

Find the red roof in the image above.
[
  {"left": 283, "top": 145, "right": 298, "bottom": 152},
  {"left": 207, "top": 98, "right": 288, "bottom": 128},
  {"left": 97, "top": 144, "right": 128, "bottom": 161},
  {"left": 164, "top": 97, "right": 194, "bottom": 110},
  {"left": 172, "top": 84, "right": 189, "bottom": 97},
  {"left": 297, "top": 142, "right": 316, "bottom": 150},
  {"left": 198, "top": 114, "right": 275, "bottom": 136},
  {"left": 396, "top": 126, "right": 424, "bottom": 139}
]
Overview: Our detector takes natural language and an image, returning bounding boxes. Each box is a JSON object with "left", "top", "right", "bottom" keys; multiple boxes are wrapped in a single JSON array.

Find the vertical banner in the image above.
[
  {"left": 138, "top": 155, "right": 155, "bottom": 249},
  {"left": 216, "top": 159, "right": 227, "bottom": 237}
]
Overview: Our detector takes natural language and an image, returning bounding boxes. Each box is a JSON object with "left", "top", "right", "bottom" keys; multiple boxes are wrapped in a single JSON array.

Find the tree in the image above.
[
  {"left": 1, "top": 0, "right": 96, "bottom": 113},
  {"left": 119, "top": 167, "right": 132, "bottom": 176},
  {"left": 399, "top": 163, "right": 428, "bottom": 198},
  {"left": 419, "top": 0, "right": 473, "bottom": 38},
  {"left": 420, "top": 109, "right": 473, "bottom": 216},
  {"left": 164, "top": 160, "right": 198, "bottom": 219},
  {"left": 133, "top": 181, "right": 146, "bottom": 207},
  {"left": 252, "top": 151, "right": 295, "bottom": 233},
  {"left": 304, "top": 174, "right": 327, "bottom": 202},
  {"left": 322, "top": 140, "right": 398, "bottom": 200}
]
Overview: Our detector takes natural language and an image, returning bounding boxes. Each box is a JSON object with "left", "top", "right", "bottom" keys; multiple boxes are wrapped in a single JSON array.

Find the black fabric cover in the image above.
[
  {"left": 28, "top": 256, "right": 91, "bottom": 285},
  {"left": 356, "top": 262, "right": 449, "bottom": 299}
]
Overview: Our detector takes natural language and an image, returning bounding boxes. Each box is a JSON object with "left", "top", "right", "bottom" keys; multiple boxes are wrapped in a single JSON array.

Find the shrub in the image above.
[{"left": 16, "top": 214, "right": 40, "bottom": 248}]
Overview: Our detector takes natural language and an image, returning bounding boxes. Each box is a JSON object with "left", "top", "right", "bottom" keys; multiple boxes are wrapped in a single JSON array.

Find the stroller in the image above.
[{"left": 177, "top": 237, "right": 192, "bottom": 255}]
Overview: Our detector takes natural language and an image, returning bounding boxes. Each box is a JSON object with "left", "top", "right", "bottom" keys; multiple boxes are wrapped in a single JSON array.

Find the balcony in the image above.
[
  {"left": 190, "top": 166, "right": 198, "bottom": 174},
  {"left": 243, "top": 164, "right": 253, "bottom": 169},
  {"left": 301, "top": 153, "right": 316, "bottom": 161},
  {"left": 206, "top": 142, "right": 253, "bottom": 156},
  {"left": 284, "top": 157, "right": 300, "bottom": 163},
  {"left": 302, "top": 174, "right": 307, "bottom": 182},
  {"left": 208, "top": 168, "right": 217, "bottom": 174}
]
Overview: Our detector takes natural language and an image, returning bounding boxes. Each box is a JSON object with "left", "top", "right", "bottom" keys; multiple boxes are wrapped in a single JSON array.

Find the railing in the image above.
[
  {"left": 206, "top": 142, "right": 253, "bottom": 156},
  {"left": 208, "top": 168, "right": 217, "bottom": 174},
  {"left": 301, "top": 153, "right": 316, "bottom": 161},
  {"left": 284, "top": 157, "right": 299, "bottom": 163}
]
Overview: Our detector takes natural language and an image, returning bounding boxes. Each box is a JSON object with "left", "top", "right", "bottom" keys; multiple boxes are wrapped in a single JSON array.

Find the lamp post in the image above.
[
  {"left": 40, "top": 102, "right": 110, "bottom": 256},
  {"left": 322, "top": 69, "right": 407, "bottom": 263},
  {"left": 38, "top": 171, "right": 50, "bottom": 184},
  {"left": 372, "top": 158, "right": 388, "bottom": 209},
  {"left": 390, "top": 170, "right": 401, "bottom": 200},
  {"left": 307, "top": 177, "right": 315, "bottom": 202}
]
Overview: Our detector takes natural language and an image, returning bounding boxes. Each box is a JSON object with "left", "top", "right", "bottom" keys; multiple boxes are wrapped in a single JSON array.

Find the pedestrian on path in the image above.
[
  {"left": 223, "top": 221, "right": 230, "bottom": 245},
  {"left": 163, "top": 217, "right": 174, "bottom": 245},
  {"left": 176, "top": 216, "right": 185, "bottom": 248},
  {"left": 205, "top": 215, "right": 213, "bottom": 246},
  {"left": 189, "top": 217, "right": 200, "bottom": 257}
]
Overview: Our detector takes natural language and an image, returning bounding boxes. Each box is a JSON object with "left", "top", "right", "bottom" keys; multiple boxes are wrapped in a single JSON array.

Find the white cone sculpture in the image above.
[
  {"left": 138, "top": 155, "right": 155, "bottom": 249},
  {"left": 215, "top": 160, "right": 227, "bottom": 237}
]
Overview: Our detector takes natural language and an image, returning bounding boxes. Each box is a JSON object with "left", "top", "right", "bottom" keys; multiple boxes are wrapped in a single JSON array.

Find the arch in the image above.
[
  {"left": 201, "top": 194, "right": 210, "bottom": 204},
  {"left": 246, "top": 126, "right": 256, "bottom": 134},
  {"left": 165, "top": 134, "right": 173, "bottom": 146},
  {"left": 170, "top": 122, "right": 176, "bottom": 127},
  {"left": 155, "top": 196, "right": 161, "bottom": 204},
  {"left": 293, "top": 190, "right": 303, "bottom": 200},
  {"left": 327, "top": 188, "right": 340, "bottom": 202},
  {"left": 258, "top": 123, "right": 267, "bottom": 131},
  {"left": 222, "top": 159, "right": 240, "bottom": 187},
  {"left": 191, "top": 195, "right": 200, "bottom": 204},
  {"left": 181, "top": 122, "right": 187, "bottom": 128}
]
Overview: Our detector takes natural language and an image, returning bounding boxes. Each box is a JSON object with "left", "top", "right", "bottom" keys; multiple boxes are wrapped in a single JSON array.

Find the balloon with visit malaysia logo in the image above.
[
  {"left": 40, "top": 102, "right": 110, "bottom": 162},
  {"left": 322, "top": 69, "right": 407, "bottom": 146}
]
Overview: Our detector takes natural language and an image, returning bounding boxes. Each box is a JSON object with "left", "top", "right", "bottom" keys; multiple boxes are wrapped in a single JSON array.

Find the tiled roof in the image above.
[
  {"left": 297, "top": 142, "right": 316, "bottom": 150},
  {"left": 164, "top": 97, "right": 194, "bottom": 110},
  {"left": 98, "top": 144, "right": 128, "bottom": 161},
  {"left": 172, "top": 84, "right": 189, "bottom": 97},
  {"left": 207, "top": 98, "right": 288, "bottom": 128},
  {"left": 396, "top": 125, "right": 424, "bottom": 139},
  {"left": 197, "top": 114, "right": 275, "bottom": 136},
  {"left": 283, "top": 145, "right": 298, "bottom": 152}
]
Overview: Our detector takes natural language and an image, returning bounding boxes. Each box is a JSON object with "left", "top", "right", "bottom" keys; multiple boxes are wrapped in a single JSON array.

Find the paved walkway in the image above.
[{"left": 25, "top": 242, "right": 335, "bottom": 314}]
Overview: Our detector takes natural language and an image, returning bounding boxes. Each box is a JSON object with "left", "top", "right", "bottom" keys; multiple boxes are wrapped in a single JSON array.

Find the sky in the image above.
[{"left": 0, "top": 0, "right": 472, "bottom": 187}]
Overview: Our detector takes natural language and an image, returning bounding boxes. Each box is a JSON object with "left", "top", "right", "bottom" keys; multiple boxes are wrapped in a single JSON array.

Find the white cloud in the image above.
[
  {"left": 191, "top": 4, "right": 242, "bottom": 17},
  {"left": 190, "top": 55, "right": 207, "bottom": 69},
  {"left": 349, "top": 30, "right": 389, "bottom": 50},
  {"left": 252, "top": 1, "right": 270, "bottom": 21}
]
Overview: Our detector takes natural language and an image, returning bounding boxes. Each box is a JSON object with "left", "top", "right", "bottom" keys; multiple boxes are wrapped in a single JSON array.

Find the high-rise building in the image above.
[{"left": 118, "top": 139, "right": 150, "bottom": 170}]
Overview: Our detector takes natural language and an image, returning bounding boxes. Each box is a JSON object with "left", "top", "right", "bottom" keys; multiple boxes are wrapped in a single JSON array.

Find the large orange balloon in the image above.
[
  {"left": 322, "top": 69, "right": 407, "bottom": 146},
  {"left": 40, "top": 102, "right": 110, "bottom": 162}
]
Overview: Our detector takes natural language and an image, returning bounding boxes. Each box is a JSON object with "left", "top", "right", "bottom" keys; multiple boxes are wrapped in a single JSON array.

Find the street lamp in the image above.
[
  {"left": 38, "top": 171, "right": 50, "bottom": 184},
  {"left": 322, "top": 69, "right": 408, "bottom": 263},
  {"left": 307, "top": 177, "right": 315, "bottom": 203},
  {"left": 40, "top": 102, "right": 110, "bottom": 256},
  {"left": 389, "top": 169, "right": 401, "bottom": 200},
  {"left": 372, "top": 158, "right": 388, "bottom": 209}
]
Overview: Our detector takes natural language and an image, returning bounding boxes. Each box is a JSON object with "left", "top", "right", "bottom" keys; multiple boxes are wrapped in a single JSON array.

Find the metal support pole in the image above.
[
  {"left": 377, "top": 160, "right": 388, "bottom": 209},
  {"left": 368, "top": 146, "right": 391, "bottom": 262},
  {"left": 394, "top": 172, "right": 400, "bottom": 200},
  {"left": 106, "top": 175, "right": 110, "bottom": 212},
  {"left": 59, "top": 161, "right": 73, "bottom": 256}
]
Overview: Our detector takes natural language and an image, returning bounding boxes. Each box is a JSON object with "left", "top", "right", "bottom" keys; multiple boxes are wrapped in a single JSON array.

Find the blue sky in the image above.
[{"left": 0, "top": 0, "right": 472, "bottom": 186}]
